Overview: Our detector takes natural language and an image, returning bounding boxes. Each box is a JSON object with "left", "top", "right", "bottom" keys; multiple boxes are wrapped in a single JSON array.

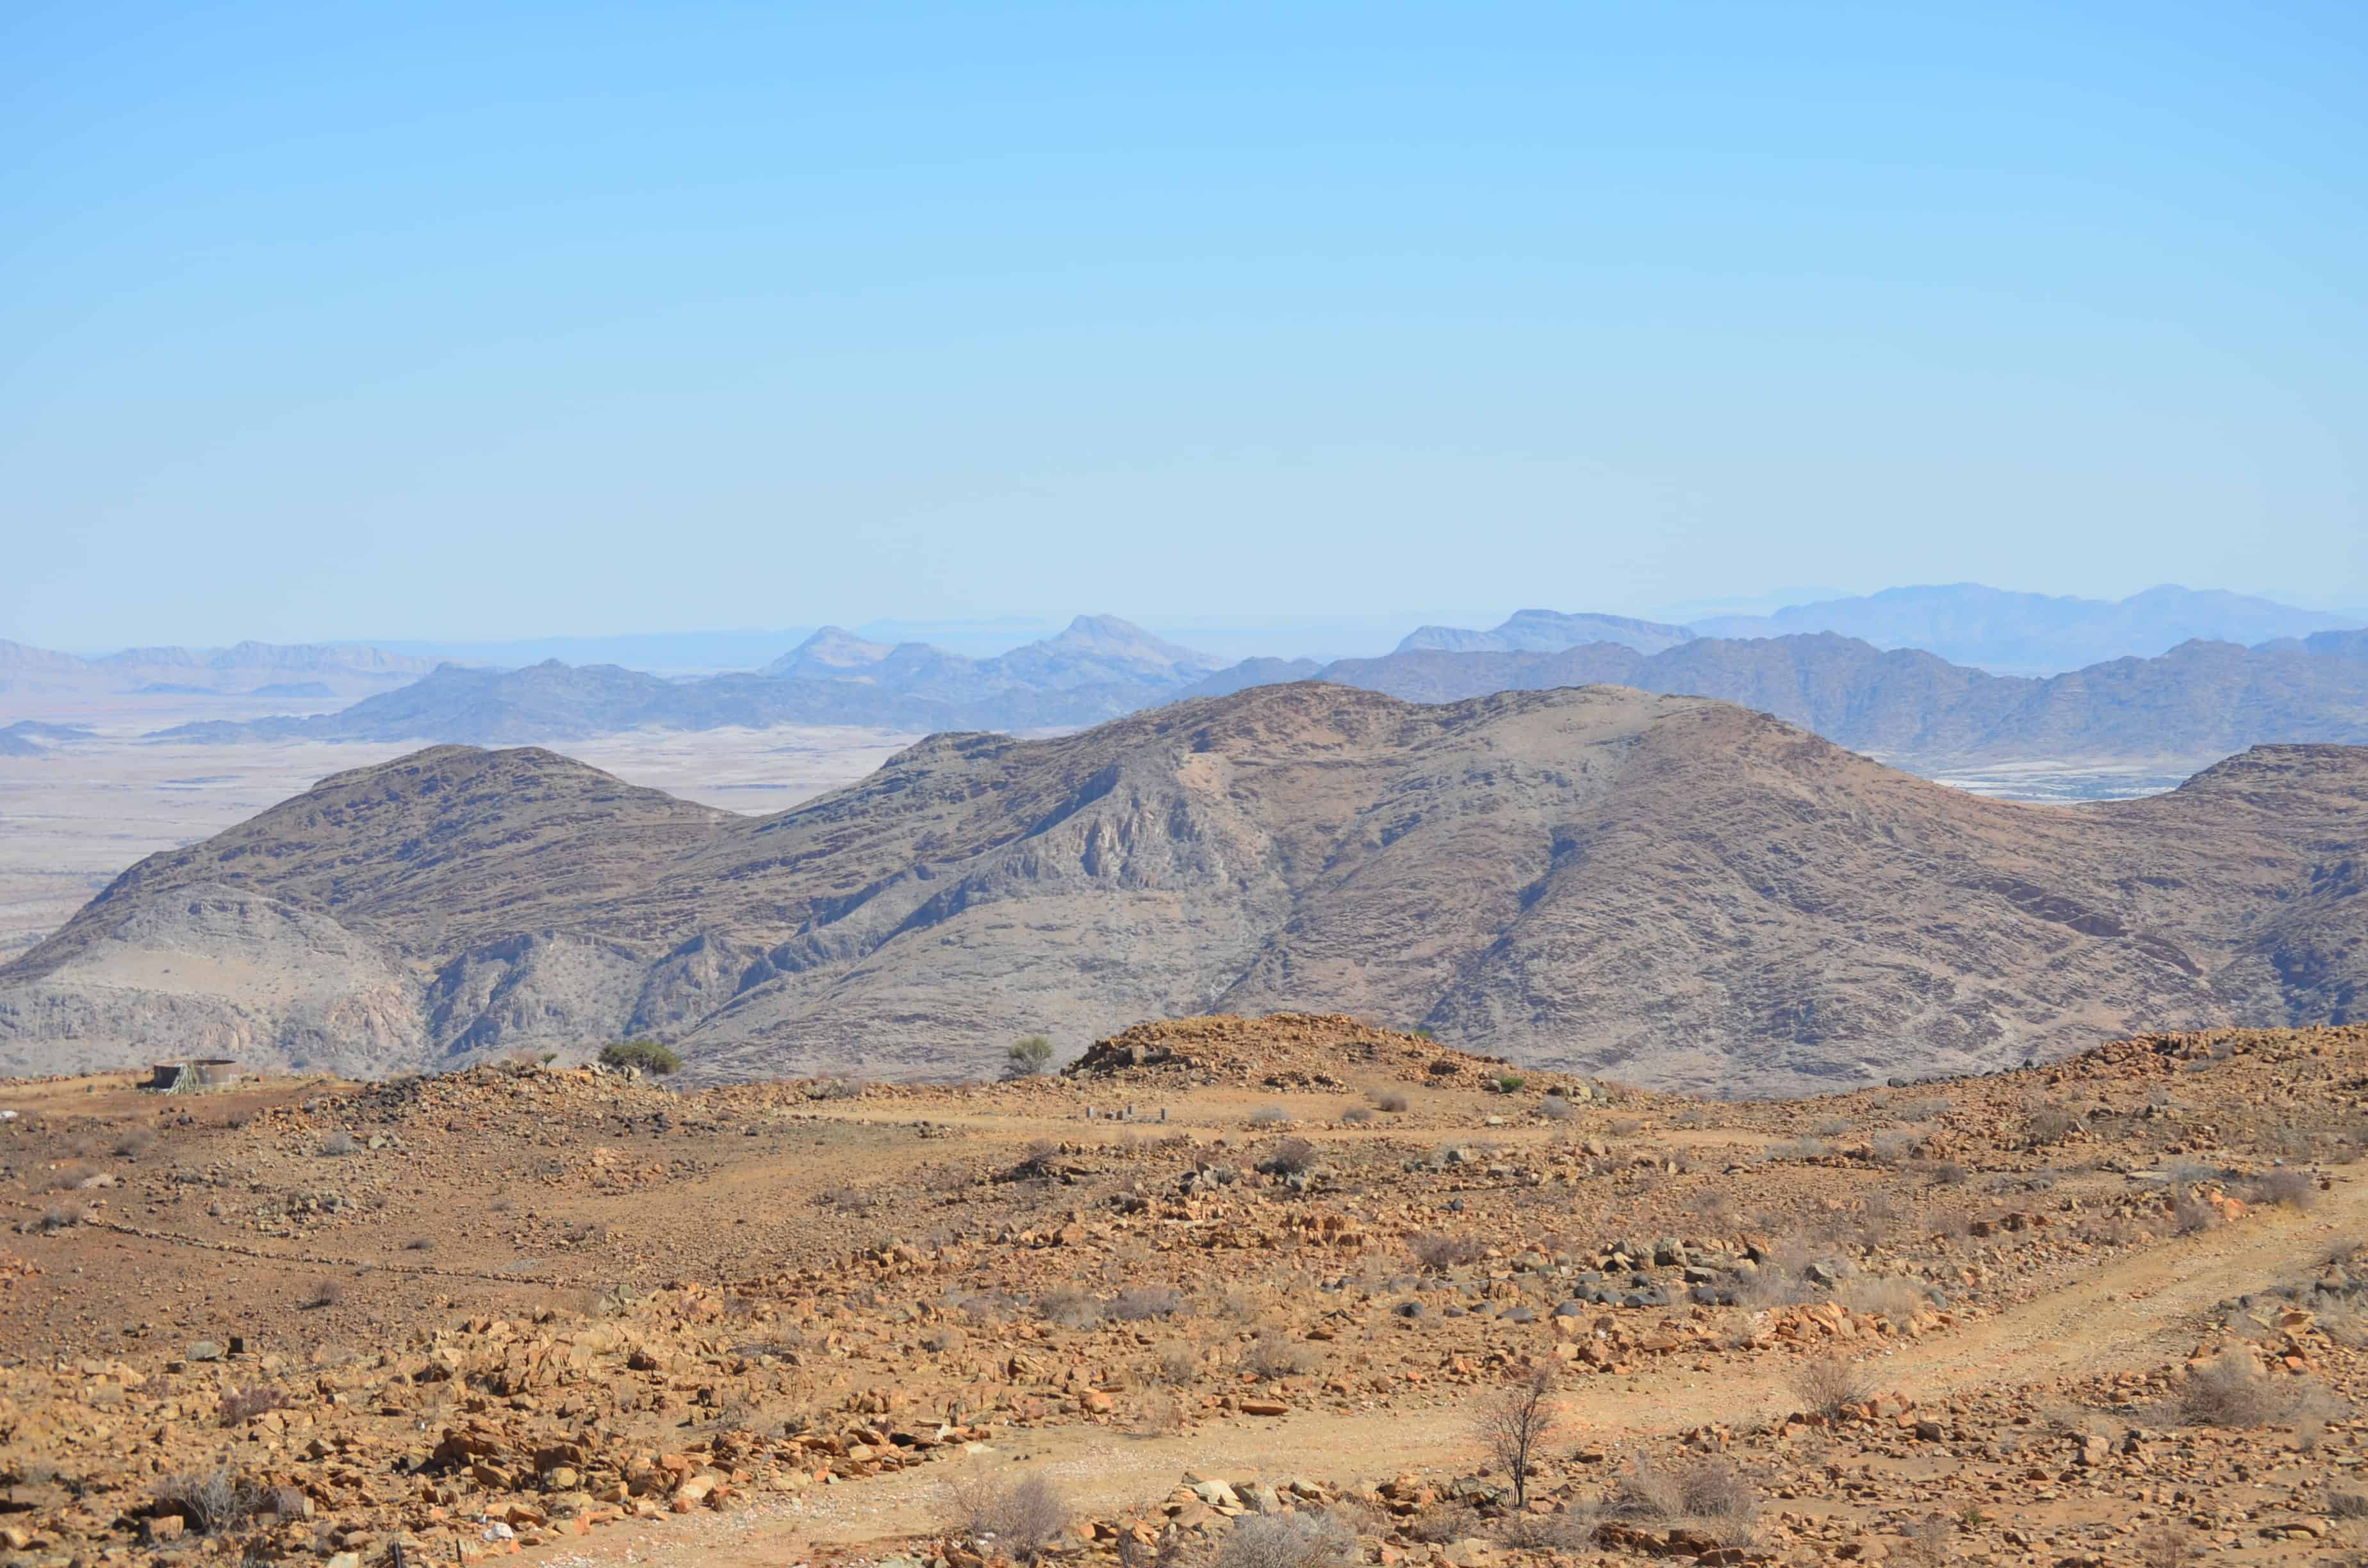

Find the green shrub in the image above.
[
  {"left": 1006, "top": 1034, "right": 1055, "bottom": 1076},
  {"left": 600, "top": 1040, "right": 682, "bottom": 1075}
]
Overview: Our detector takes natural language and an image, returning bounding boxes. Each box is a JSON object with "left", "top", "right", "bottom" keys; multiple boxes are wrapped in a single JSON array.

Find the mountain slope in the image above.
[{"left": 8, "top": 684, "right": 2365, "bottom": 1092}]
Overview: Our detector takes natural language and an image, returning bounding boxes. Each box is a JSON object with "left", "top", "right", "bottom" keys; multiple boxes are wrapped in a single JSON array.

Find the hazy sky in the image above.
[{"left": 5, "top": 1, "right": 2364, "bottom": 649}]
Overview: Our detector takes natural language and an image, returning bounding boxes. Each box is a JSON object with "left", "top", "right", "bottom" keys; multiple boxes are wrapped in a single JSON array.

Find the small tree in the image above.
[
  {"left": 1007, "top": 1035, "right": 1055, "bottom": 1076},
  {"left": 600, "top": 1040, "right": 681, "bottom": 1075},
  {"left": 1476, "top": 1368, "right": 1558, "bottom": 1505}
]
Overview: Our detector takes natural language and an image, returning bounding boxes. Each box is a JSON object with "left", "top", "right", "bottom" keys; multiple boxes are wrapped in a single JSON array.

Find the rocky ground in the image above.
[{"left": 0, "top": 1015, "right": 2361, "bottom": 1568}]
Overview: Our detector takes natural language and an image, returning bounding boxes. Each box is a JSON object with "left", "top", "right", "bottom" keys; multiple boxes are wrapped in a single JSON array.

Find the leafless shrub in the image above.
[
  {"left": 300, "top": 1279, "right": 344, "bottom": 1310},
  {"left": 403, "top": 1236, "right": 435, "bottom": 1252},
  {"left": 2025, "top": 1105, "right": 2082, "bottom": 1146},
  {"left": 1034, "top": 1287, "right": 1101, "bottom": 1329},
  {"left": 1340, "top": 1105, "right": 1374, "bottom": 1125},
  {"left": 2235, "top": 1169, "right": 2314, "bottom": 1209},
  {"left": 1111, "top": 1284, "right": 1188, "bottom": 1321},
  {"left": 1607, "top": 1116, "right": 1643, "bottom": 1138},
  {"left": 1155, "top": 1343, "right": 1200, "bottom": 1385},
  {"left": 218, "top": 1386, "right": 289, "bottom": 1426},
  {"left": 317, "top": 1129, "right": 356, "bottom": 1157},
  {"left": 1789, "top": 1353, "right": 1877, "bottom": 1417},
  {"left": 1607, "top": 1455, "right": 1758, "bottom": 1544},
  {"left": 2325, "top": 1484, "right": 2368, "bottom": 1519},
  {"left": 2169, "top": 1194, "right": 2220, "bottom": 1235},
  {"left": 2135, "top": 1523, "right": 2194, "bottom": 1568},
  {"left": 31, "top": 1203, "right": 83, "bottom": 1233},
  {"left": 1241, "top": 1328, "right": 1315, "bottom": 1380},
  {"left": 1216, "top": 1510, "right": 1358, "bottom": 1568},
  {"left": 1406, "top": 1230, "right": 1487, "bottom": 1271},
  {"left": 113, "top": 1127, "right": 155, "bottom": 1158},
  {"left": 1929, "top": 1160, "right": 1968, "bottom": 1186},
  {"left": 942, "top": 1469, "right": 1071, "bottom": 1562},
  {"left": 1133, "top": 1389, "right": 1186, "bottom": 1437},
  {"left": 2175, "top": 1352, "right": 2289, "bottom": 1427},
  {"left": 1404, "top": 1503, "right": 1482, "bottom": 1545},
  {"left": 1264, "top": 1137, "right": 1319, "bottom": 1176},
  {"left": 1371, "top": 1091, "right": 1410, "bottom": 1114},
  {"left": 1248, "top": 1105, "right": 1292, "bottom": 1128},
  {"left": 1766, "top": 1137, "right": 1829, "bottom": 1162},
  {"left": 1896, "top": 1513, "right": 1953, "bottom": 1568},
  {"left": 1473, "top": 1369, "right": 1557, "bottom": 1505},
  {"left": 1837, "top": 1275, "right": 1925, "bottom": 1321},
  {"left": 156, "top": 1466, "right": 267, "bottom": 1536}
]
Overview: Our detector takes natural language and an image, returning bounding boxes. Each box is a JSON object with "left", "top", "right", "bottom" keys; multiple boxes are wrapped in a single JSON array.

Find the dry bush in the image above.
[
  {"left": 1789, "top": 1354, "right": 1876, "bottom": 1417},
  {"left": 2135, "top": 1524, "right": 2194, "bottom": 1568},
  {"left": 1248, "top": 1105, "right": 1292, "bottom": 1127},
  {"left": 1473, "top": 1370, "right": 1557, "bottom": 1504},
  {"left": 1034, "top": 1288, "right": 1102, "bottom": 1329},
  {"left": 317, "top": 1129, "right": 357, "bottom": 1157},
  {"left": 301, "top": 1280, "right": 344, "bottom": 1310},
  {"left": 218, "top": 1386, "right": 288, "bottom": 1426},
  {"left": 942, "top": 1469, "right": 1071, "bottom": 1562},
  {"left": 1155, "top": 1343, "right": 1201, "bottom": 1385},
  {"left": 156, "top": 1466, "right": 267, "bottom": 1536},
  {"left": 1340, "top": 1105, "right": 1375, "bottom": 1125},
  {"left": 1767, "top": 1137, "right": 1829, "bottom": 1162},
  {"left": 1607, "top": 1456, "right": 1758, "bottom": 1545},
  {"left": 1929, "top": 1160, "right": 1968, "bottom": 1186},
  {"left": 1404, "top": 1503, "right": 1483, "bottom": 1545},
  {"left": 1216, "top": 1510, "right": 1358, "bottom": 1568},
  {"left": 1896, "top": 1514, "right": 1953, "bottom": 1568},
  {"left": 113, "top": 1127, "right": 155, "bottom": 1158},
  {"left": 31, "top": 1203, "right": 83, "bottom": 1233},
  {"left": 1607, "top": 1116, "right": 1643, "bottom": 1137},
  {"left": 2175, "top": 1352, "right": 2306, "bottom": 1428},
  {"left": 402, "top": 1236, "right": 435, "bottom": 1252},
  {"left": 2025, "top": 1104, "right": 2081, "bottom": 1146},
  {"left": 1263, "top": 1137, "right": 1319, "bottom": 1176},
  {"left": 1241, "top": 1328, "right": 1315, "bottom": 1380},
  {"left": 2169, "top": 1194, "right": 2220, "bottom": 1235},
  {"left": 1406, "top": 1230, "right": 1487, "bottom": 1271},
  {"left": 1133, "top": 1390, "right": 1186, "bottom": 1437},
  {"left": 1836, "top": 1275, "right": 1925, "bottom": 1321},
  {"left": 2325, "top": 1484, "right": 2368, "bottom": 1519},
  {"left": 1371, "top": 1091, "right": 1410, "bottom": 1114},
  {"left": 1537, "top": 1095, "right": 1575, "bottom": 1121},
  {"left": 2236, "top": 1169, "right": 2314, "bottom": 1209},
  {"left": 1112, "top": 1284, "right": 1188, "bottom": 1321},
  {"left": 1499, "top": 1503, "right": 1600, "bottom": 1553}
]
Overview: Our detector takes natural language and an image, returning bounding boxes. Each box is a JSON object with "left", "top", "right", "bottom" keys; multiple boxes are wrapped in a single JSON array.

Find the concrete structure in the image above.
[{"left": 143, "top": 1059, "right": 244, "bottom": 1093}]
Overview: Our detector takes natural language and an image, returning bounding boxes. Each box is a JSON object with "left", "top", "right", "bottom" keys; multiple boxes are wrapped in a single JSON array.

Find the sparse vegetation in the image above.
[
  {"left": 1216, "top": 1510, "right": 1358, "bottom": 1568},
  {"left": 1405, "top": 1230, "right": 1487, "bottom": 1271},
  {"left": 600, "top": 1039, "right": 682, "bottom": 1075},
  {"left": 1790, "top": 1353, "right": 1877, "bottom": 1417},
  {"left": 1473, "top": 1368, "right": 1556, "bottom": 1505},
  {"left": 1006, "top": 1034, "right": 1055, "bottom": 1076},
  {"left": 1371, "top": 1090, "right": 1410, "bottom": 1113},
  {"left": 942, "top": 1469, "right": 1071, "bottom": 1562},
  {"left": 300, "top": 1279, "right": 344, "bottom": 1310},
  {"left": 155, "top": 1466, "right": 267, "bottom": 1536}
]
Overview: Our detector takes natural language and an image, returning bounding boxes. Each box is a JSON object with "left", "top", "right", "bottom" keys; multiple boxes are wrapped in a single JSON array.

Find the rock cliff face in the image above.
[{"left": 4, "top": 683, "right": 2364, "bottom": 1093}]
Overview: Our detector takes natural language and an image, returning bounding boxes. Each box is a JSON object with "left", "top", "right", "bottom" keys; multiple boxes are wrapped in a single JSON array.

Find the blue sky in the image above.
[{"left": 4, "top": 1, "right": 2363, "bottom": 649}]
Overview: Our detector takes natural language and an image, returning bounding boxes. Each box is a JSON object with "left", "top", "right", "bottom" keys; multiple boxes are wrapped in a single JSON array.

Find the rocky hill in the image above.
[{"left": 5, "top": 683, "right": 2365, "bottom": 1092}]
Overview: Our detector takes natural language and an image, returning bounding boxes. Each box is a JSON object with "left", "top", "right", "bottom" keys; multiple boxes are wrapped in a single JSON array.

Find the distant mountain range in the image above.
[
  {"left": 0, "top": 639, "right": 436, "bottom": 699},
  {"left": 154, "top": 616, "right": 1228, "bottom": 744},
  {"left": 1400, "top": 584, "right": 2360, "bottom": 674},
  {"left": 10, "top": 683, "right": 2366, "bottom": 1091},
  {"left": 152, "top": 614, "right": 2368, "bottom": 776},
  {"left": 1188, "top": 629, "right": 2368, "bottom": 767}
]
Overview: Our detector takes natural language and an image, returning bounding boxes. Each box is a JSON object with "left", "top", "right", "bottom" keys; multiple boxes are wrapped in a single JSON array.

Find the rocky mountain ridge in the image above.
[{"left": 4, "top": 682, "right": 2364, "bottom": 1093}]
